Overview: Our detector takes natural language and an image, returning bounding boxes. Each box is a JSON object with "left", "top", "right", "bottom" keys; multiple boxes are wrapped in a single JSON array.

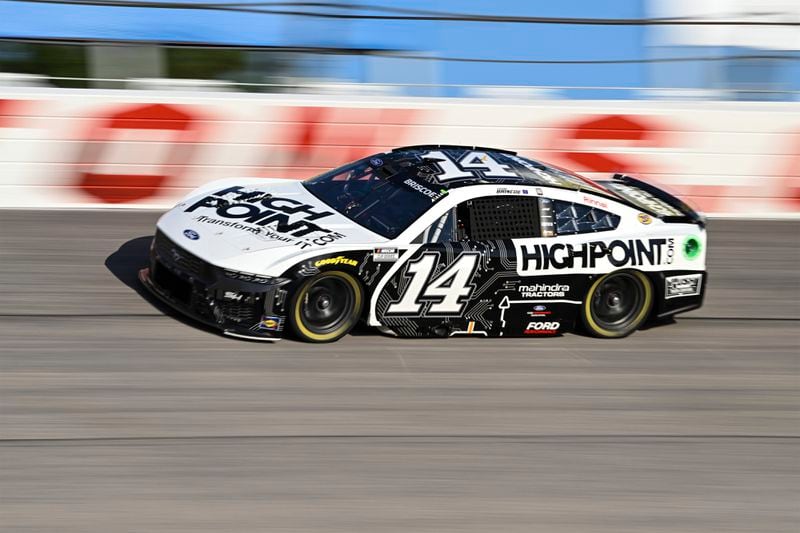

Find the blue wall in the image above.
[
  {"left": 0, "top": 0, "right": 647, "bottom": 93},
  {"left": 1, "top": 0, "right": 796, "bottom": 98}
]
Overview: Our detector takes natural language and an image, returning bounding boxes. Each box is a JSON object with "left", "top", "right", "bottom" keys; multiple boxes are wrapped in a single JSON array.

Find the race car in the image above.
[{"left": 139, "top": 145, "right": 707, "bottom": 343}]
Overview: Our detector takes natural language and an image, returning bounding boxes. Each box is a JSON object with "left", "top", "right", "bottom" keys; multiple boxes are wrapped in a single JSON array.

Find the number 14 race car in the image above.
[{"left": 139, "top": 145, "right": 707, "bottom": 343}]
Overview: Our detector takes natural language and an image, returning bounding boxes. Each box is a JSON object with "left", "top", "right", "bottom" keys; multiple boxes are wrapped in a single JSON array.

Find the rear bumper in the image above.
[{"left": 651, "top": 270, "right": 707, "bottom": 319}]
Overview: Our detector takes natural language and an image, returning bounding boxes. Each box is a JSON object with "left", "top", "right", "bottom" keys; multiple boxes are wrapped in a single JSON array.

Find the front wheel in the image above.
[
  {"left": 288, "top": 271, "right": 364, "bottom": 343},
  {"left": 581, "top": 270, "right": 653, "bottom": 338}
]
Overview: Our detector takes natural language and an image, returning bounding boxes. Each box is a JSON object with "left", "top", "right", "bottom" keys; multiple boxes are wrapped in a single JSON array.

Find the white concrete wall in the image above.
[{"left": 1, "top": 87, "right": 799, "bottom": 217}]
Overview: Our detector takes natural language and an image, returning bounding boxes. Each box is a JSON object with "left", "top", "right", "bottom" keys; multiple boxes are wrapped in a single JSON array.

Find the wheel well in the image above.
[
  {"left": 641, "top": 270, "right": 660, "bottom": 323},
  {"left": 580, "top": 268, "right": 655, "bottom": 338}
]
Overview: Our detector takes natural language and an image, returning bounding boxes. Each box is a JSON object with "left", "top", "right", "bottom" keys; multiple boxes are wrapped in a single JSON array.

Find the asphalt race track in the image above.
[{"left": 1, "top": 210, "right": 798, "bottom": 532}]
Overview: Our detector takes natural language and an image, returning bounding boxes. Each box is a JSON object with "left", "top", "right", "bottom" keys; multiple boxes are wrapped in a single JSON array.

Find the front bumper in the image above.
[{"left": 139, "top": 232, "right": 289, "bottom": 341}]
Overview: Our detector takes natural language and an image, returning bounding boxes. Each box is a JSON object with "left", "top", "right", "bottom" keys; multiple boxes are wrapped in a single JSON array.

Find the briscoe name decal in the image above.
[
  {"left": 402, "top": 178, "right": 447, "bottom": 201},
  {"left": 516, "top": 238, "right": 675, "bottom": 274},
  {"left": 186, "top": 186, "right": 334, "bottom": 238}
]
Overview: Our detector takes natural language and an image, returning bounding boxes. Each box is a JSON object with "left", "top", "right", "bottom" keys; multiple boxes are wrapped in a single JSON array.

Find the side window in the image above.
[
  {"left": 418, "top": 208, "right": 457, "bottom": 244},
  {"left": 457, "top": 196, "right": 541, "bottom": 240},
  {"left": 543, "top": 199, "right": 620, "bottom": 236}
]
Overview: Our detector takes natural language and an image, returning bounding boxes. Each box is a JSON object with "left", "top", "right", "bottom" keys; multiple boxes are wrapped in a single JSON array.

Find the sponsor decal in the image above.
[
  {"left": 517, "top": 238, "right": 675, "bottom": 274},
  {"left": 314, "top": 256, "right": 359, "bottom": 268},
  {"left": 637, "top": 213, "right": 652, "bottom": 225},
  {"left": 606, "top": 183, "right": 683, "bottom": 217},
  {"left": 518, "top": 283, "right": 569, "bottom": 298},
  {"left": 373, "top": 247, "right": 399, "bottom": 262},
  {"left": 683, "top": 236, "right": 702, "bottom": 260},
  {"left": 535, "top": 187, "right": 544, "bottom": 196},
  {"left": 496, "top": 187, "right": 529, "bottom": 196},
  {"left": 504, "top": 155, "right": 562, "bottom": 186},
  {"left": 183, "top": 229, "right": 199, "bottom": 240},
  {"left": 539, "top": 198, "right": 555, "bottom": 237},
  {"left": 191, "top": 215, "right": 346, "bottom": 249},
  {"left": 257, "top": 315, "right": 283, "bottom": 331},
  {"left": 185, "top": 186, "right": 335, "bottom": 240},
  {"left": 401, "top": 178, "right": 447, "bottom": 201},
  {"left": 524, "top": 321, "right": 560, "bottom": 335},
  {"left": 526, "top": 304, "right": 551, "bottom": 317},
  {"left": 582, "top": 195, "right": 608, "bottom": 209},
  {"left": 665, "top": 274, "right": 703, "bottom": 299}
]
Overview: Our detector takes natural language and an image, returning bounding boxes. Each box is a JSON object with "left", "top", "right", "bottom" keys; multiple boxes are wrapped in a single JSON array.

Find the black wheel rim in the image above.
[
  {"left": 300, "top": 276, "right": 354, "bottom": 334},
  {"left": 590, "top": 273, "right": 645, "bottom": 332}
]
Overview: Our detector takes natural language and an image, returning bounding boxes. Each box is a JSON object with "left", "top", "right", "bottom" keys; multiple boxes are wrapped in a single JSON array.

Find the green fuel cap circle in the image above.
[{"left": 683, "top": 236, "right": 701, "bottom": 260}]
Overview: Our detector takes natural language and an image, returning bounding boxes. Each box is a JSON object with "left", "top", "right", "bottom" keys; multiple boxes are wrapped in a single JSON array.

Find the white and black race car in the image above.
[{"left": 139, "top": 145, "right": 707, "bottom": 342}]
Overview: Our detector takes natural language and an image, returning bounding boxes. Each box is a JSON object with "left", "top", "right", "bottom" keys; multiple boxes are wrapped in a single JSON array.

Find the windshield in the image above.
[{"left": 302, "top": 157, "right": 445, "bottom": 239}]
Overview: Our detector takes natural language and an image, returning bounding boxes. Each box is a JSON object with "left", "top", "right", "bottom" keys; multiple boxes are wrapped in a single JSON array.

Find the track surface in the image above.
[{"left": 1, "top": 211, "right": 798, "bottom": 532}]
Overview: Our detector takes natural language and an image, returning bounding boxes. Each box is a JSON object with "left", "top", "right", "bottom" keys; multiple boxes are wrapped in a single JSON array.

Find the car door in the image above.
[{"left": 374, "top": 193, "right": 544, "bottom": 337}]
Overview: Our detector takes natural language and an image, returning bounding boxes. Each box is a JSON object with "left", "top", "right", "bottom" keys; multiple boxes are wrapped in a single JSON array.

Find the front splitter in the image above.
[{"left": 138, "top": 267, "right": 282, "bottom": 342}]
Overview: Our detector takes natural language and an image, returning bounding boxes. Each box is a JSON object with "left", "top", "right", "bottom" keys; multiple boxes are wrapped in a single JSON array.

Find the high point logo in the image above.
[
  {"left": 185, "top": 186, "right": 335, "bottom": 238},
  {"left": 518, "top": 238, "right": 675, "bottom": 272}
]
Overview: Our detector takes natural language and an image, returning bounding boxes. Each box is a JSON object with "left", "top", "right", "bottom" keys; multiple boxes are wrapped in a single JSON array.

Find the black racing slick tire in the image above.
[
  {"left": 581, "top": 270, "right": 653, "bottom": 339},
  {"left": 288, "top": 271, "right": 364, "bottom": 343}
]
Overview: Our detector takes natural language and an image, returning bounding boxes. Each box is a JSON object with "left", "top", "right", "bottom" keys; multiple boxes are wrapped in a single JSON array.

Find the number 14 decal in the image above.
[
  {"left": 386, "top": 252, "right": 481, "bottom": 316},
  {"left": 421, "top": 150, "right": 517, "bottom": 182}
]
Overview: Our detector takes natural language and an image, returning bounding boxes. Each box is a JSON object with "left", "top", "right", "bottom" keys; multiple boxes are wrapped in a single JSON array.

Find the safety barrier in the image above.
[{"left": 0, "top": 88, "right": 798, "bottom": 217}]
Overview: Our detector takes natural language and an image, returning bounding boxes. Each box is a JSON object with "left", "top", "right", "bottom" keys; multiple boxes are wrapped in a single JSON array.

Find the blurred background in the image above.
[
  {"left": 0, "top": 0, "right": 798, "bottom": 100},
  {"left": 0, "top": 0, "right": 798, "bottom": 214}
]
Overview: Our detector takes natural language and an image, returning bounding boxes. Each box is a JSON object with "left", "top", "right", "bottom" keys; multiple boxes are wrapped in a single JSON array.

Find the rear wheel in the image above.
[
  {"left": 289, "top": 271, "right": 363, "bottom": 343},
  {"left": 581, "top": 270, "right": 653, "bottom": 338}
]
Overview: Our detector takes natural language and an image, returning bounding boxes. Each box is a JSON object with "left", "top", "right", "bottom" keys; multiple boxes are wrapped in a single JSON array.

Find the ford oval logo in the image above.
[
  {"left": 534, "top": 305, "right": 546, "bottom": 312},
  {"left": 183, "top": 229, "right": 199, "bottom": 240}
]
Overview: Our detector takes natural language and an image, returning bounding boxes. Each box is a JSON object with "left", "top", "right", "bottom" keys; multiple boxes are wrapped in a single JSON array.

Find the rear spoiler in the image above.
[{"left": 601, "top": 174, "right": 706, "bottom": 228}]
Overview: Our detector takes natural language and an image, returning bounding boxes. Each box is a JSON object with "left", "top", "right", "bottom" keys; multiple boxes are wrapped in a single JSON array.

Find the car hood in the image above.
[{"left": 156, "top": 178, "right": 387, "bottom": 274}]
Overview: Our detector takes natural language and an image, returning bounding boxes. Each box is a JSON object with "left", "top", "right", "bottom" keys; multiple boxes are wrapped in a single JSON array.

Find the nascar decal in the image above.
[
  {"left": 373, "top": 248, "right": 399, "bottom": 262},
  {"left": 515, "top": 238, "right": 676, "bottom": 275}
]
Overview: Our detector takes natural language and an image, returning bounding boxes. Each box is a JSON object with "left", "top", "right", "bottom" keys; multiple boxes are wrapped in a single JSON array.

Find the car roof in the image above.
[{"left": 386, "top": 144, "right": 612, "bottom": 197}]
